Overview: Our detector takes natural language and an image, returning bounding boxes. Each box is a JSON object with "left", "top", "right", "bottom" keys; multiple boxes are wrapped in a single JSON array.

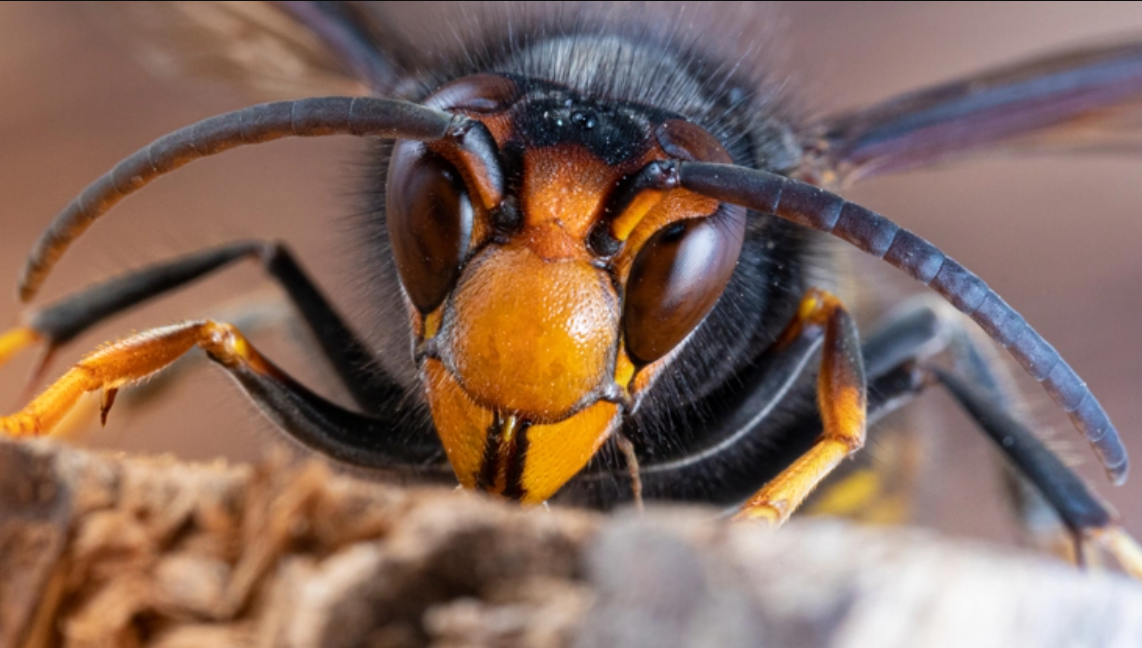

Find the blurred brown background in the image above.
[{"left": 1, "top": 2, "right": 1141, "bottom": 546}]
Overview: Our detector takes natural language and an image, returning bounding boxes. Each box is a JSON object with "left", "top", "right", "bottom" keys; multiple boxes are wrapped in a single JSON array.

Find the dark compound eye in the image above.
[
  {"left": 623, "top": 207, "right": 746, "bottom": 365},
  {"left": 655, "top": 119, "right": 733, "bottom": 164},
  {"left": 386, "top": 140, "right": 474, "bottom": 313},
  {"left": 424, "top": 74, "right": 521, "bottom": 113}
]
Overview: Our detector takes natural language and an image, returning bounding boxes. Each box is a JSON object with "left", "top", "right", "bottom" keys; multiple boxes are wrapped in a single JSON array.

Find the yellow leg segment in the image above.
[
  {"left": 734, "top": 289, "right": 867, "bottom": 526},
  {"left": 0, "top": 326, "right": 40, "bottom": 368},
  {"left": 806, "top": 421, "right": 922, "bottom": 525},
  {"left": 0, "top": 320, "right": 266, "bottom": 437},
  {"left": 1092, "top": 526, "right": 1142, "bottom": 580}
]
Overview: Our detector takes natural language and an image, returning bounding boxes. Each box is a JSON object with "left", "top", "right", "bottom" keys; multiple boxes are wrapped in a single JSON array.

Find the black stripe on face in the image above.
[
  {"left": 475, "top": 413, "right": 531, "bottom": 500},
  {"left": 502, "top": 423, "right": 531, "bottom": 501},
  {"left": 475, "top": 417, "right": 504, "bottom": 492}
]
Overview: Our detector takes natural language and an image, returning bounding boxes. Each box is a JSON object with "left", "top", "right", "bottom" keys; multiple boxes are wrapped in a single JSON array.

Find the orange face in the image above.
[{"left": 386, "top": 74, "right": 745, "bottom": 503}]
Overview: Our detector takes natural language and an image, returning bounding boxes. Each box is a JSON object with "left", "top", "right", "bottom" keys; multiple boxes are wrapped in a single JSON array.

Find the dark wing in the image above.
[
  {"left": 95, "top": 1, "right": 415, "bottom": 99},
  {"left": 803, "top": 39, "right": 1142, "bottom": 186}
]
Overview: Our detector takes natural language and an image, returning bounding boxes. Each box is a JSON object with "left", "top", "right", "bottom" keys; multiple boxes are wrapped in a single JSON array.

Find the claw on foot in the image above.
[{"left": 99, "top": 388, "right": 119, "bottom": 427}]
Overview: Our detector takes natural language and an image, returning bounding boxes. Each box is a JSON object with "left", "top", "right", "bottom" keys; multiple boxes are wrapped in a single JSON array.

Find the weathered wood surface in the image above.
[{"left": 0, "top": 438, "right": 1139, "bottom": 648}]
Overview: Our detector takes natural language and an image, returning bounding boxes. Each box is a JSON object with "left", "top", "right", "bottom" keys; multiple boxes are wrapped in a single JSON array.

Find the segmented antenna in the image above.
[
  {"left": 17, "top": 97, "right": 458, "bottom": 303},
  {"left": 679, "top": 161, "right": 1129, "bottom": 485}
]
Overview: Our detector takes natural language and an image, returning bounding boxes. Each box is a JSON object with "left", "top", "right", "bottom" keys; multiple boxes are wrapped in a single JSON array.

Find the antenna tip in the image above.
[
  {"left": 1110, "top": 461, "right": 1129, "bottom": 486},
  {"left": 16, "top": 256, "right": 46, "bottom": 303},
  {"left": 1100, "top": 439, "right": 1129, "bottom": 486}
]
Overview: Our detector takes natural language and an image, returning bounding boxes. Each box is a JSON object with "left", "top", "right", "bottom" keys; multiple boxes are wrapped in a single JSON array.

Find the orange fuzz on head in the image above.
[{"left": 386, "top": 73, "right": 744, "bottom": 503}]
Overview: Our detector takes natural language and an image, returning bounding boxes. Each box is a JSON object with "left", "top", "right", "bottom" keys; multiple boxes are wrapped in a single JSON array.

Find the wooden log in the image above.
[{"left": 0, "top": 438, "right": 1139, "bottom": 648}]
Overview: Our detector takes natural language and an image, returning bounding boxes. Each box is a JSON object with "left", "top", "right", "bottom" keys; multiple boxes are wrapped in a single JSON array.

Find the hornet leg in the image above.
[
  {"left": 0, "top": 320, "right": 444, "bottom": 472},
  {"left": 0, "top": 241, "right": 403, "bottom": 411},
  {"left": 733, "top": 289, "right": 866, "bottom": 525}
]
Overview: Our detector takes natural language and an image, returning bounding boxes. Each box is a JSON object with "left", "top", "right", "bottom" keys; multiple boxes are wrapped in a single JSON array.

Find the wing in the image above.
[
  {"left": 93, "top": 1, "right": 416, "bottom": 100},
  {"left": 802, "top": 39, "right": 1142, "bottom": 186}
]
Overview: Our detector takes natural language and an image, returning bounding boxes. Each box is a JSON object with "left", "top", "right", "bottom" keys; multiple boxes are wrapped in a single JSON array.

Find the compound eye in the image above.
[
  {"left": 424, "top": 74, "right": 521, "bottom": 113},
  {"left": 655, "top": 119, "right": 733, "bottom": 164},
  {"left": 623, "top": 208, "right": 745, "bottom": 365},
  {"left": 386, "top": 140, "right": 474, "bottom": 313}
]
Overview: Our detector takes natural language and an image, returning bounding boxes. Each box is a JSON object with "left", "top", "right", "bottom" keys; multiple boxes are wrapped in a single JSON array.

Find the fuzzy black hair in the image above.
[{"left": 352, "top": 3, "right": 830, "bottom": 504}]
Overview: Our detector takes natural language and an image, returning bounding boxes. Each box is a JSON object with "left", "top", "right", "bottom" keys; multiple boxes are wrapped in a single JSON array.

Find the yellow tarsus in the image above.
[
  {"left": 1095, "top": 526, "right": 1142, "bottom": 580},
  {"left": 0, "top": 320, "right": 261, "bottom": 439},
  {"left": 0, "top": 326, "right": 40, "bottom": 368},
  {"left": 733, "top": 438, "right": 851, "bottom": 527}
]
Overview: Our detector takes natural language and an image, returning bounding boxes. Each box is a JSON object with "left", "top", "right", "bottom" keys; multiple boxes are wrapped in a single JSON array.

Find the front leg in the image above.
[
  {"left": 0, "top": 320, "right": 443, "bottom": 471},
  {"left": 0, "top": 241, "right": 402, "bottom": 412},
  {"left": 733, "top": 289, "right": 866, "bottom": 525}
]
